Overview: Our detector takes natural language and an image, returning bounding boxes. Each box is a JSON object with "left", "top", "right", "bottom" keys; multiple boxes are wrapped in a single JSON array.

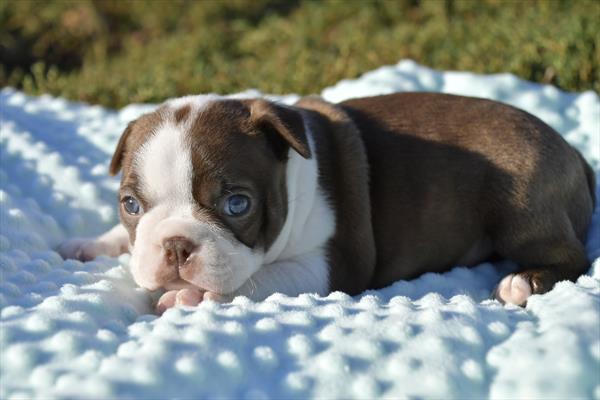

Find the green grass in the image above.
[{"left": 1, "top": 0, "right": 599, "bottom": 108}]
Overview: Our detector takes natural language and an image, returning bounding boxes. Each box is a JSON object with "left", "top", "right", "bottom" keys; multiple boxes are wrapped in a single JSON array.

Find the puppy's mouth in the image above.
[
  {"left": 178, "top": 258, "right": 237, "bottom": 295},
  {"left": 163, "top": 253, "right": 203, "bottom": 288},
  {"left": 162, "top": 254, "right": 228, "bottom": 295}
]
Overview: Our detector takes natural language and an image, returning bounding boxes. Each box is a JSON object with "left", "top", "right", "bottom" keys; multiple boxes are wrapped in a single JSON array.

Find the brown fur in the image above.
[
  {"left": 336, "top": 92, "right": 594, "bottom": 295},
  {"left": 184, "top": 99, "right": 304, "bottom": 250},
  {"left": 174, "top": 105, "right": 191, "bottom": 124}
]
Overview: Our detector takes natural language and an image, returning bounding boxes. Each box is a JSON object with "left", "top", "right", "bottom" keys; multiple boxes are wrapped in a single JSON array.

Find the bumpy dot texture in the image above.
[{"left": 1, "top": 60, "right": 599, "bottom": 399}]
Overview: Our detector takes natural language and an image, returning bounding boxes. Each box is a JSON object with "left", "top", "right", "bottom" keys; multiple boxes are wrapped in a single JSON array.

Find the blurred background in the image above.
[{"left": 1, "top": 0, "right": 598, "bottom": 109}]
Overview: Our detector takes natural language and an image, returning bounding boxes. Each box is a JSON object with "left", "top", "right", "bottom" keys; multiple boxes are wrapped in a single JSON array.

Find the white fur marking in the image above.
[
  {"left": 496, "top": 274, "right": 532, "bottom": 305},
  {"left": 235, "top": 251, "right": 331, "bottom": 300},
  {"left": 135, "top": 96, "right": 218, "bottom": 205},
  {"left": 136, "top": 121, "right": 193, "bottom": 206},
  {"left": 255, "top": 121, "right": 335, "bottom": 298}
]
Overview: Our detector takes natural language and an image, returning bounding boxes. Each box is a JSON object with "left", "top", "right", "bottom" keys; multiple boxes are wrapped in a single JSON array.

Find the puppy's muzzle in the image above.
[{"left": 162, "top": 236, "right": 196, "bottom": 268}]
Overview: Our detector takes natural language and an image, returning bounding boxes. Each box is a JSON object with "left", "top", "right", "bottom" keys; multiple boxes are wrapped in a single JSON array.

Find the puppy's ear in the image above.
[
  {"left": 249, "top": 100, "right": 311, "bottom": 160},
  {"left": 109, "top": 120, "right": 136, "bottom": 176}
]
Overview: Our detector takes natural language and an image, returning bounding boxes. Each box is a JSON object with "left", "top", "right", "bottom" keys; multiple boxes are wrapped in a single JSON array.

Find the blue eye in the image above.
[
  {"left": 223, "top": 194, "right": 251, "bottom": 216},
  {"left": 122, "top": 196, "right": 142, "bottom": 215}
]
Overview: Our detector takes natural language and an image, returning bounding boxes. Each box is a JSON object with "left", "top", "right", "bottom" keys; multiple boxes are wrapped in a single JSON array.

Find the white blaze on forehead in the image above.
[
  {"left": 134, "top": 97, "right": 217, "bottom": 206},
  {"left": 135, "top": 121, "right": 194, "bottom": 205}
]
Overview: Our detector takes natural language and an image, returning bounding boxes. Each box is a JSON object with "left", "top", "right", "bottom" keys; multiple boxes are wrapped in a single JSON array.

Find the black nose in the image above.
[{"left": 162, "top": 237, "right": 195, "bottom": 267}]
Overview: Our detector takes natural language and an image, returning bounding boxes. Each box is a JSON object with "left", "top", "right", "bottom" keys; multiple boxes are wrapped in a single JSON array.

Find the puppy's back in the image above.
[{"left": 340, "top": 92, "right": 594, "bottom": 286}]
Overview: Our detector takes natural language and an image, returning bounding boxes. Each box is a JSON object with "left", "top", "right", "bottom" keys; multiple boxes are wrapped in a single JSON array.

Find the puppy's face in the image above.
[{"left": 110, "top": 97, "right": 310, "bottom": 293}]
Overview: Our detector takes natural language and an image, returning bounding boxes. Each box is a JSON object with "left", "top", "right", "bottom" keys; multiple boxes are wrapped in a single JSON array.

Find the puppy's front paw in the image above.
[
  {"left": 155, "top": 288, "right": 231, "bottom": 315},
  {"left": 57, "top": 238, "right": 116, "bottom": 261},
  {"left": 155, "top": 288, "right": 204, "bottom": 315},
  {"left": 494, "top": 273, "right": 532, "bottom": 306}
]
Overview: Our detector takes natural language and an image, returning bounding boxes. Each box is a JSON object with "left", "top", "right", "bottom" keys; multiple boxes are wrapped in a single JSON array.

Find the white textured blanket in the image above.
[{"left": 1, "top": 60, "right": 599, "bottom": 399}]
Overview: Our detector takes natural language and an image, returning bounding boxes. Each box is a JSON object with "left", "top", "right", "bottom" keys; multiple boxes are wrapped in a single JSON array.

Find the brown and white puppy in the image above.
[{"left": 58, "top": 93, "right": 596, "bottom": 313}]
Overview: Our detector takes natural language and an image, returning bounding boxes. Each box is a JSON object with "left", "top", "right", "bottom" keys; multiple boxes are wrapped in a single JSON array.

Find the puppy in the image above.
[{"left": 58, "top": 93, "right": 595, "bottom": 313}]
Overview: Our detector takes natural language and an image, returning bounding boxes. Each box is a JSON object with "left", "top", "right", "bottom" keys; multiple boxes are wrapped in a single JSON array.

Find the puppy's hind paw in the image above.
[
  {"left": 57, "top": 225, "right": 129, "bottom": 261},
  {"left": 494, "top": 273, "right": 532, "bottom": 306},
  {"left": 57, "top": 238, "right": 112, "bottom": 261}
]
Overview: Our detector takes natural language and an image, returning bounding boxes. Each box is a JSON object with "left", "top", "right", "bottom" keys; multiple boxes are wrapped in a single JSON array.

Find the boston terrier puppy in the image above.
[{"left": 58, "top": 93, "right": 595, "bottom": 313}]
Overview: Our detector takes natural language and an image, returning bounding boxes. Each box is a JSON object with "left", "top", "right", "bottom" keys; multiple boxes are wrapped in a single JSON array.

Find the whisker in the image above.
[{"left": 248, "top": 276, "right": 257, "bottom": 296}]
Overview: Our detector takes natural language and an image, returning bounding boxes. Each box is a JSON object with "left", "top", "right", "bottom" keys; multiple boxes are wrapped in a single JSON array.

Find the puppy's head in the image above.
[{"left": 110, "top": 97, "right": 311, "bottom": 293}]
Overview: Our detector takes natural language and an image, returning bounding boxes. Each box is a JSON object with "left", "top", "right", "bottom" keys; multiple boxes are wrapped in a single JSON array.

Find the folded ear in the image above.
[
  {"left": 249, "top": 100, "right": 311, "bottom": 160},
  {"left": 109, "top": 120, "right": 136, "bottom": 176}
]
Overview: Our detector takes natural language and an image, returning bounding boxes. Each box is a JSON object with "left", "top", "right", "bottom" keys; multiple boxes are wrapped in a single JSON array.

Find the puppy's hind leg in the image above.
[{"left": 492, "top": 213, "right": 590, "bottom": 306}]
